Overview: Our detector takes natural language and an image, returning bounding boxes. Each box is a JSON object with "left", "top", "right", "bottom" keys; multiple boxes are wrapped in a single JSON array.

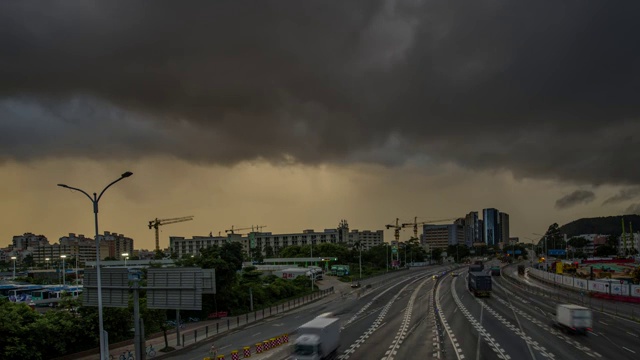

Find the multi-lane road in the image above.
[{"left": 166, "top": 262, "right": 640, "bottom": 360}]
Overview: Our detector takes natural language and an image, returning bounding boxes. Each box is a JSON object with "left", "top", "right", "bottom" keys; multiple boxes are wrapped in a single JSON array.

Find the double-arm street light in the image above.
[
  {"left": 58, "top": 171, "right": 133, "bottom": 360},
  {"left": 122, "top": 253, "right": 129, "bottom": 267},
  {"left": 60, "top": 255, "right": 67, "bottom": 286},
  {"left": 11, "top": 256, "right": 17, "bottom": 279}
]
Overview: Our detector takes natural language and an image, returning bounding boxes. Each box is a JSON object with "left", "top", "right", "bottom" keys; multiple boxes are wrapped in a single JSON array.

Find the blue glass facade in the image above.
[{"left": 482, "top": 208, "right": 500, "bottom": 246}]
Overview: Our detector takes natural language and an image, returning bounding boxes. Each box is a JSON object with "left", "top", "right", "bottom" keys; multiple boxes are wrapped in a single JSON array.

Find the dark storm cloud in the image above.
[
  {"left": 1, "top": 1, "right": 640, "bottom": 184},
  {"left": 555, "top": 190, "right": 596, "bottom": 210},
  {"left": 603, "top": 187, "right": 640, "bottom": 205},
  {"left": 625, "top": 204, "right": 640, "bottom": 215}
]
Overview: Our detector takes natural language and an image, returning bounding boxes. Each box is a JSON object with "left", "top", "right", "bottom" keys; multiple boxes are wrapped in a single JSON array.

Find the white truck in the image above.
[
  {"left": 293, "top": 316, "right": 340, "bottom": 360},
  {"left": 554, "top": 304, "right": 592, "bottom": 335}
]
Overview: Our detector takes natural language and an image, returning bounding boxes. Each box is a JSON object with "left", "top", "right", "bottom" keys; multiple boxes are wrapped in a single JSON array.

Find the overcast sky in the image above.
[{"left": 1, "top": 1, "right": 639, "bottom": 249}]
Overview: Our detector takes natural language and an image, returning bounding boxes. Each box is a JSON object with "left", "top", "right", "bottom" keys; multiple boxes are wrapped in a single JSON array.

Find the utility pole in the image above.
[{"left": 249, "top": 287, "right": 254, "bottom": 311}]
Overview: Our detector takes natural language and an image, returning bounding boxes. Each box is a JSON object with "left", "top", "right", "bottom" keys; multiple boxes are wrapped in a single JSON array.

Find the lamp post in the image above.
[
  {"left": 61, "top": 255, "right": 67, "bottom": 286},
  {"left": 11, "top": 256, "right": 17, "bottom": 280},
  {"left": 386, "top": 243, "right": 388, "bottom": 272},
  {"left": 45, "top": 257, "right": 50, "bottom": 270},
  {"left": 122, "top": 253, "right": 129, "bottom": 267},
  {"left": 57, "top": 171, "right": 133, "bottom": 360}
]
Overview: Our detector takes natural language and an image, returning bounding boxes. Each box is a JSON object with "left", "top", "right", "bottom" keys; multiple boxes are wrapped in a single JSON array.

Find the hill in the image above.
[{"left": 559, "top": 215, "right": 640, "bottom": 238}]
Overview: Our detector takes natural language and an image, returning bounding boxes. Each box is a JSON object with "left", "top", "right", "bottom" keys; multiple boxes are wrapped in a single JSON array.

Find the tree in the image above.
[
  {"left": 154, "top": 249, "right": 165, "bottom": 260},
  {"left": 264, "top": 245, "right": 275, "bottom": 259},
  {"left": 23, "top": 254, "right": 34, "bottom": 268},
  {"left": 544, "top": 223, "right": 563, "bottom": 251},
  {"left": 431, "top": 248, "right": 443, "bottom": 263}
]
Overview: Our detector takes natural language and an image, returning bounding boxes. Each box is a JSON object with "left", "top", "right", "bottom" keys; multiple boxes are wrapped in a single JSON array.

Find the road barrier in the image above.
[{"left": 243, "top": 346, "right": 251, "bottom": 358}]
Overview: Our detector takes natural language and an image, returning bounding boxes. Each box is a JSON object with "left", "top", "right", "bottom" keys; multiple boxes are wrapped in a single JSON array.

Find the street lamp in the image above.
[
  {"left": 45, "top": 257, "right": 50, "bottom": 270},
  {"left": 61, "top": 255, "right": 67, "bottom": 286},
  {"left": 122, "top": 253, "right": 129, "bottom": 267},
  {"left": 386, "top": 243, "right": 388, "bottom": 272},
  {"left": 11, "top": 256, "right": 17, "bottom": 280},
  {"left": 57, "top": 171, "right": 133, "bottom": 360}
]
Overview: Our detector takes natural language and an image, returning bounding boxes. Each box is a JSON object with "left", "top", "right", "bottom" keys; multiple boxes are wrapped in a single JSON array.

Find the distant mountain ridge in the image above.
[{"left": 559, "top": 215, "right": 640, "bottom": 238}]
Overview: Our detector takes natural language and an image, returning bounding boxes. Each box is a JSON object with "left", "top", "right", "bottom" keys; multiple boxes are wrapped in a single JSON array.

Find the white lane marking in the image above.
[
  {"left": 339, "top": 274, "right": 430, "bottom": 360},
  {"left": 252, "top": 332, "right": 261, "bottom": 337},
  {"left": 599, "top": 321, "right": 609, "bottom": 325},
  {"left": 627, "top": 331, "right": 639, "bottom": 337},
  {"left": 475, "top": 305, "right": 483, "bottom": 360},
  {"left": 623, "top": 347, "right": 636, "bottom": 354},
  {"left": 384, "top": 277, "right": 429, "bottom": 360},
  {"left": 449, "top": 278, "right": 510, "bottom": 359},
  {"left": 491, "top": 292, "right": 601, "bottom": 358},
  {"left": 435, "top": 277, "right": 464, "bottom": 360}
]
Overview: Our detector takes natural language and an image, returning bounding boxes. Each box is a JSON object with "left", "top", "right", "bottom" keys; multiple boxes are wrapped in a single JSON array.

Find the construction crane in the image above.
[
  {"left": 402, "top": 216, "right": 460, "bottom": 240},
  {"left": 148, "top": 216, "right": 194, "bottom": 251},
  {"left": 385, "top": 218, "right": 402, "bottom": 243},
  {"left": 225, "top": 225, "right": 267, "bottom": 235}
]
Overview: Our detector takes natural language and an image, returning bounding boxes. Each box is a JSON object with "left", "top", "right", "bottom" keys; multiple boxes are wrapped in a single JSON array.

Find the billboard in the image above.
[
  {"left": 83, "top": 268, "right": 130, "bottom": 308},
  {"left": 548, "top": 249, "right": 566, "bottom": 256},
  {"left": 146, "top": 268, "right": 203, "bottom": 310}
]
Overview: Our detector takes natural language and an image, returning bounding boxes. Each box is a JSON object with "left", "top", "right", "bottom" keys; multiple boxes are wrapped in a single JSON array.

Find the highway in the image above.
[
  {"left": 161, "top": 266, "right": 448, "bottom": 360},
  {"left": 162, "top": 262, "right": 640, "bottom": 360}
]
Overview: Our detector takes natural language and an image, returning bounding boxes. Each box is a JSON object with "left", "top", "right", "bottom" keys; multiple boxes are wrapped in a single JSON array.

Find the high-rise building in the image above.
[
  {"left": 464, "top": 212, "right": 480, "bottom": 247},
  {"left": 96, "top": 231, "right": 134, "bottom": 260},
  {"left": 499, "top": 212, "right": 510, "bottom": 245},
  {"left": 12, "top": 233, "right": 48, "bottom": 250},
  {"left": 482, "top": 208, "right": 500, "bottom": 246}
]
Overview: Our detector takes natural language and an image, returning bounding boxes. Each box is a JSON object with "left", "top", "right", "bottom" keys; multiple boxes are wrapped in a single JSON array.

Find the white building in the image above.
[
  {"left": 169, "top": 220, "right": 384, "bottom": 257},
  {"left": 619, "top": 233, "right": 640, "bottom": 255}
]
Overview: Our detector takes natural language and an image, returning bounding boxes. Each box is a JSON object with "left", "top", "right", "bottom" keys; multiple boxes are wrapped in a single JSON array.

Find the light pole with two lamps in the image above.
[
  {"left": 45, "top": 257, "right": 50, "bottom": 270},
  {"left": 57, "top": 171, "right": 133, "bottom": 360},
  {"left": 11, "top": 256, "right": 17, "bottom": 280},
  {"left": 60, "top": 255, "right": 67, "bottom": 286},
  {"left": 122, "top": 253, "right": 129, "bottom": 267}
]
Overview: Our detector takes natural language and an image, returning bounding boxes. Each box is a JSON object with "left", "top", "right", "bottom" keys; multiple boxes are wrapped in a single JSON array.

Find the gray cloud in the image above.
[
  {"left": 1, "top": 1, "right": 640, "bottom": 184},
  {"left": 555, "top": 190, "right": 596, "bottom": 210},
  {"left": 625, "top": 203, "right": 640, "bottom": 215},
  {"left": 603, "top": 187, "right": 640, "bottom": 205}
]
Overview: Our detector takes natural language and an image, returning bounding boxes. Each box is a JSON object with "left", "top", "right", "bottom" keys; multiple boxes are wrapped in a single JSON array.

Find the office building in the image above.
[
  {"left": 499, "top": 212, "right": 510, "bottom": 245},
  {"left": 422, "top": 223, "right": 464, "bottom": 250},
  {"left": 483, "top": 208, "right": 500, "bottom": 246},
  {"left": 464, "top": 212, "right": 480, "bottom": 247}
]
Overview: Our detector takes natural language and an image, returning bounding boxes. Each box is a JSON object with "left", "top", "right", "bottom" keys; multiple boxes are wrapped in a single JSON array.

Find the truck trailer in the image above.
[
  {"left": 293, "top": 316, "right": 341, "bottom": 360},
  {"left": 468, "top": 271, "right": 492, "bottom": 297},
  {"left": 553, "top": 304, "right": 592, "bottom": 335}
]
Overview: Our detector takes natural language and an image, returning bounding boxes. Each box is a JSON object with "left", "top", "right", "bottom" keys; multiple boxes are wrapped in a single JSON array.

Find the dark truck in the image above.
[
  {"left": 469, "top": 263, "right": 484, "bottom": 272},
  {"left": 468, "top": 271, "right": 492, "bottom": 297},
  {"left": 490, "top": 266, "right": 501, "bottom": 276}
]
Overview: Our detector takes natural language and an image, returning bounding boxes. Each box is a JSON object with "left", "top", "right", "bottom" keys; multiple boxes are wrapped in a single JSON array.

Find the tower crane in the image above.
[
  {"left": 225, "top": 225, "right": 267, "bottom": 235},
  {"left": 385, "top": 218, "right": 402, "bottom": 243},
  {"left": 402, "top": 216, "right": 460, "bottom": 240},
  {"left": 148, "top": 216, "right": 194, "bottom": 251}
]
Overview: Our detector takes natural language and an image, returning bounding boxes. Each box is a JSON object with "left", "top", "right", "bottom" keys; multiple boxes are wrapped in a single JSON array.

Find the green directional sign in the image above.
[
  {"left": 392, "top": 246, "right": 398, "bottom": 254},
  {"left": 249, "top": 233, "right": 256, "bottom": 249}
]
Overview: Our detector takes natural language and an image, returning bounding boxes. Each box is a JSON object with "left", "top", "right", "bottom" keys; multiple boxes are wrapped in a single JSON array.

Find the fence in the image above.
[
  {"left": 528, "top": 268, "right": 640, "bottom": 298},
  {"left": 178, "top": 287, "right": 334, "bottom": 348}
]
